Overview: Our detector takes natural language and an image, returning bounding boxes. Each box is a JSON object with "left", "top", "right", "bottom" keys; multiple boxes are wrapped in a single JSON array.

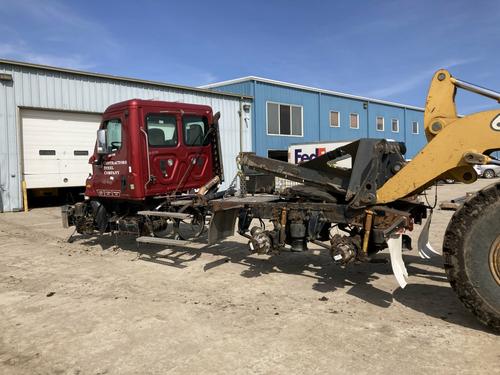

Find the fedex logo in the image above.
[{"left": 294, "top": 147, "right": 326, "bottom": 164}]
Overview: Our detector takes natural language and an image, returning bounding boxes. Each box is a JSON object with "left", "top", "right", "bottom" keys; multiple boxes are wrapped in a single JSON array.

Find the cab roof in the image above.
[{"left": 104, "top": 99, "right": 213, "bottom": 113}]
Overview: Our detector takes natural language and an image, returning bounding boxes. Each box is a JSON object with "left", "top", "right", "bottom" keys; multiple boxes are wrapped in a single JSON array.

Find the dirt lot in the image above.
[{"left": 0, "top": 179, "right": 499, "bottom": 374}]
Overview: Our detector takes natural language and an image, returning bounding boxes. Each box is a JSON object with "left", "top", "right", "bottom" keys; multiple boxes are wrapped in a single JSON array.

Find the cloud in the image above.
[
  {"left": 0, "top": 0, "right": 119, "bottom": 69},
  {"left": 366, "top": 69, "right": 432, "bottom": 99},
  {"left": 366, "top": 58, "right": 481, "bottom": 99},
  {"left": 198, "top": 72, "right": 218, "bottom": 85},
  {"left": 0, "top": 43, "right": 17, "bottom": 56},
  {"left": 0, "top": 42, "right": 95, "bottom": 70},
  {"left": 2, "top": 0, "right": 116, "bottom": 43}
]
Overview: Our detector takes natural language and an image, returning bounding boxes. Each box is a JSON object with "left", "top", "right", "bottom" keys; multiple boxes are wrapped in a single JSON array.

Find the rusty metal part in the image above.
[
  {"left": 208, "top": 208, "right": 239, "bottom": 245},
  {"left": 362, "top": 210, "right": 374, "bottom": 254},
  {"left": 330, "top": 234, "right": 360, "bottom": 264},
  {"left": 489, "top": 235, "right": 500, "bottom": 286},
  {"left": 238, "top": 152, "right": 347, "bottom": 195},
  {"left": 239, "top": 138, "right": 408, "bottom": 209},
  {"left": 197, "top": 175, "right": 220, "bottom": 195},
  {"left": 279, "top": 207, "right": 287, "bottom": 246},
  {"left": 248, "top": 226, "right": 272, "bottom": 254},
  {"left": 211, "top": 112, "right": 225, "bottom": 182},
  {"left": 208, "top": 192, "right": 425, "bottom": 249},
  {"left": 282, "top": 184, "right": 337, "bottom": 203}
]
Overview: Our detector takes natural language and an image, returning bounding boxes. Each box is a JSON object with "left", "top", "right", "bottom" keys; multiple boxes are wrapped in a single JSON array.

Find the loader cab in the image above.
[{"left": 85, "top": 99, "right": 218, "bottom": 202}]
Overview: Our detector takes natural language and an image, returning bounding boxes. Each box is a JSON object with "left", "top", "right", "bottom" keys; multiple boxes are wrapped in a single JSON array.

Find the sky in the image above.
[{"left": 0, "top": 0, "right": 499, "bottom": 112}]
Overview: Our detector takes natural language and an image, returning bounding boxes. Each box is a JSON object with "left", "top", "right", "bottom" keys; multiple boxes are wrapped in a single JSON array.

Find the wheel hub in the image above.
[{"left": 489, "top": 235, "right": 500, "bottom": 286}]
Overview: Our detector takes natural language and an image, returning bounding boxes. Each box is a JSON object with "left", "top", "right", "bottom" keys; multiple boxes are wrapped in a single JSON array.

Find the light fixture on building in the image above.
[
  {"left": 0, "top": 73, "right": 13, "bottom": 82},
  {"left": 363, "top": 102, "right": 368, "bottom": 109}
]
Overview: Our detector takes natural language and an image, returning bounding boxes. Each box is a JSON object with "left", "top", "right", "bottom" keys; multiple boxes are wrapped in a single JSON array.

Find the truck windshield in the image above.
[{"left": 146, "top": 114, "right": 177, "bottom": 147}]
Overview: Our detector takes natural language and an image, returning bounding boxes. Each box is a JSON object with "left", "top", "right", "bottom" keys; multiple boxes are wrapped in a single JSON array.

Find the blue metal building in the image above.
[{"left": 202, "top": 77, "right": 426, "bottom": 160}]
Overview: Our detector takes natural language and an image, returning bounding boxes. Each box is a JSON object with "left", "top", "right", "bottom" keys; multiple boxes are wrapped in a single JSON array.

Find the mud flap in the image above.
[
  {"left": 208, "top": 208, "right": 239, "bottom": 245},
  {"left": 387, "top": 234, "right": 408, "bottom": 289},
  {"left": 417, "top": 212, "right": 439, "bottom": 259}
]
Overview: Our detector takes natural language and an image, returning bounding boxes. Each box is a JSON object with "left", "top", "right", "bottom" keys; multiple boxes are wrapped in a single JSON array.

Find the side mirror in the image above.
[{"left": 96, "top": 129, "right": 108, "bottom": 155}]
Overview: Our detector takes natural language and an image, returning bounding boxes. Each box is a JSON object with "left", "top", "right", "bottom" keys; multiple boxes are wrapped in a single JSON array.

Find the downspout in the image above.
[
  {"left": 239, "top": 98, "right": 244, "bottom": 153},
  {"left": 252, "top": 80, "right": 257, "bottom": 155},
  {"left": 318, "top": 92, "right": 322, "bottom": 141},
  {"left": 404, "top": 107, "right": 407, "bottom": 146},
  {"left": 366, "top": 101, "right": 370, "bottom": 138}
]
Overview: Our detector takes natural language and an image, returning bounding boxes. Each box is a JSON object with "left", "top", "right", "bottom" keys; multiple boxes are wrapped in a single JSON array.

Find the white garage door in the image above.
[{"left": 21, "top": 109, "right": 102, "bottom": 189}]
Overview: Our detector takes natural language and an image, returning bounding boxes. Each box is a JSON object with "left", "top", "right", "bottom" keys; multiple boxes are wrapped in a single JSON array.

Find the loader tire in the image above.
[{"left": 443, "top": 182, "right": 500, "bottom": 331}]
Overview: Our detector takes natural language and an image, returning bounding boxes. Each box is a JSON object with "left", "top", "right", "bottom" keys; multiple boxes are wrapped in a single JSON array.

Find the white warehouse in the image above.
[{"left": 0, "top": 59, "right": 252, "bottom": 212}]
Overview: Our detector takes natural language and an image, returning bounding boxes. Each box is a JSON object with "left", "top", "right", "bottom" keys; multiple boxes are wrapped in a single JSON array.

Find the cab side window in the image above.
[
  {"left": 147, "top": 114, "right": 178, "bottom": 147},
  {"left": 106, "top": 119, "right": 122, "bottom": 152},
  {"left": 183, "top": 116, "right": 208, "bottom": 146}
]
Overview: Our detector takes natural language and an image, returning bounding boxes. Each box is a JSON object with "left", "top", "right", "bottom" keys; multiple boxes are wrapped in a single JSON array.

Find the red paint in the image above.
[{"left": 85, "top": 99, "right": 215, "bottom": 201}]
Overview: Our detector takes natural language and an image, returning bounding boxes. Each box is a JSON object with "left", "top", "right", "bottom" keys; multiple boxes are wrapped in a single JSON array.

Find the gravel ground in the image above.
[{"left": 0, "top": 179, "right": 499, "bottom": 375}]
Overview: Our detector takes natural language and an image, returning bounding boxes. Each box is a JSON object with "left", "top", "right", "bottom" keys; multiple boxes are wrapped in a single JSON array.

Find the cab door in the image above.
[
  {"left": 181, "top": 114, "right": 213, "bottom": 188},
  {"left": 144, "top": 111, "right": 213, "bottom": 195},
  {"left": 90, "top": 114, "right": 130, "bottom": 199},
  {"left": 144, "top": 112, "right": 181, "bottom": 194}
]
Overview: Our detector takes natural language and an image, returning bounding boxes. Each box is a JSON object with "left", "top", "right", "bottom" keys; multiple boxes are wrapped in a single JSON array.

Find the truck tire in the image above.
[{"left": 443, "top": 182, "right": 500, "bottom": 331}]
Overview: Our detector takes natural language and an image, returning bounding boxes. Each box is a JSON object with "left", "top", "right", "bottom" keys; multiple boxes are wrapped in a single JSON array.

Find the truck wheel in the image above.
[
  {"left": 443, "top": 182, "right": 500, "bottom": 330},
  {"left": 176, "top": 209, "right": 206, "bottom": 240},
  {"left": 483, "top": 169, "right": 495, "bottom": 179}
]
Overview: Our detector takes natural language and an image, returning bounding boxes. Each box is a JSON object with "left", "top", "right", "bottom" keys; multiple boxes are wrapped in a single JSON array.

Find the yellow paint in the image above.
[
  {"left": 362, "top": 210, "right": 374, "bottom": 254},
  {"left": 21, "top": 180, "right": 28, "bottom": 212},
  {"left": 377, "top": 69, "right": 500, "bottom": 203}
]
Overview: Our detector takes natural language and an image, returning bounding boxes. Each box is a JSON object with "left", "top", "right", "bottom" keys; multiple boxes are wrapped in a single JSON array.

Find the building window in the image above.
[
  {"left": 376, "top": 116, "right": 384, "bottom": 131},
  {"left": 330, "top": 111, "right": 340, "bottom": 127},
  {"left": 412, "top": 121, "right": 419, "bottom": 134},
  {"left": 74, "top": 150, "right": 89, "bottom": 156},
  {"left": 391, "top": 118, "right": 399, "bottom": 132},
  {"left": 349, "top": 113, "right": 359, "bottom": 129},
  {"left": 267, "top": 102, "right": 303, "bottom": 136},
  {"left": 39, "top": 150, "right": 56, "bottom": 156}
]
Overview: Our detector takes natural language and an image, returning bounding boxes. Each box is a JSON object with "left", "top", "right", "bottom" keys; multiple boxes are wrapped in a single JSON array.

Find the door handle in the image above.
[
  {"left": 121, "top": 175, "right": 127, "bottom": 192},
  {"left": 160, "top": 160, "right": 168, "bottom": 177}
]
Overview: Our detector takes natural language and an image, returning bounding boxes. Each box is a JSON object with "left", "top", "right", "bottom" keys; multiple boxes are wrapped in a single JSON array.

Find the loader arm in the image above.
[{"left": 377, "top": 69, "right": 500, "bottom": 204}]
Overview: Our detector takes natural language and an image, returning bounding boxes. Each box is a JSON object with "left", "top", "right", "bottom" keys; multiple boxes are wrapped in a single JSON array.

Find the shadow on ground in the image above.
[{"left": 71, "top": 232, "right": 490, "bottom": 333}]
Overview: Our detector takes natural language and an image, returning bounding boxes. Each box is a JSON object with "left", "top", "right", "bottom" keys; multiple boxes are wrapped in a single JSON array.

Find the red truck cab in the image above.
[{"left": 85, "top": 99, "right": 220, "bottom": 203}]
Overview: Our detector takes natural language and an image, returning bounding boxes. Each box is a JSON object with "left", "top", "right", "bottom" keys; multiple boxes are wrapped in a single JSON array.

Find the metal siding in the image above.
[
  {"left": 367, "top": 103, "right": 406, "bottom": 142},
  {"left": 321, "top": 97, "right": 425, "bottom": 158},
  {"left": 320, "top": 94, "right": 369, "bottom": 143},
  {"left": 0, "top": 70, "right": 10, "bottom": 211},
  {"left": 210, "top": 81, "right": 253, "bottom": 97},
  {"left": 0, "top": 72, "right": 18, "bottom": 212},
  {"left": 213, "top": 78, "right": 427, "bottom": 160},
  {"left": 404, "top": 109, "right": 426, "bottom": 158},
  {"left": 0, "top": 63, "right": 251, "bottom": 211},
  {"left": 254, "top": 81, "right": 320, "bottom": 156}
]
